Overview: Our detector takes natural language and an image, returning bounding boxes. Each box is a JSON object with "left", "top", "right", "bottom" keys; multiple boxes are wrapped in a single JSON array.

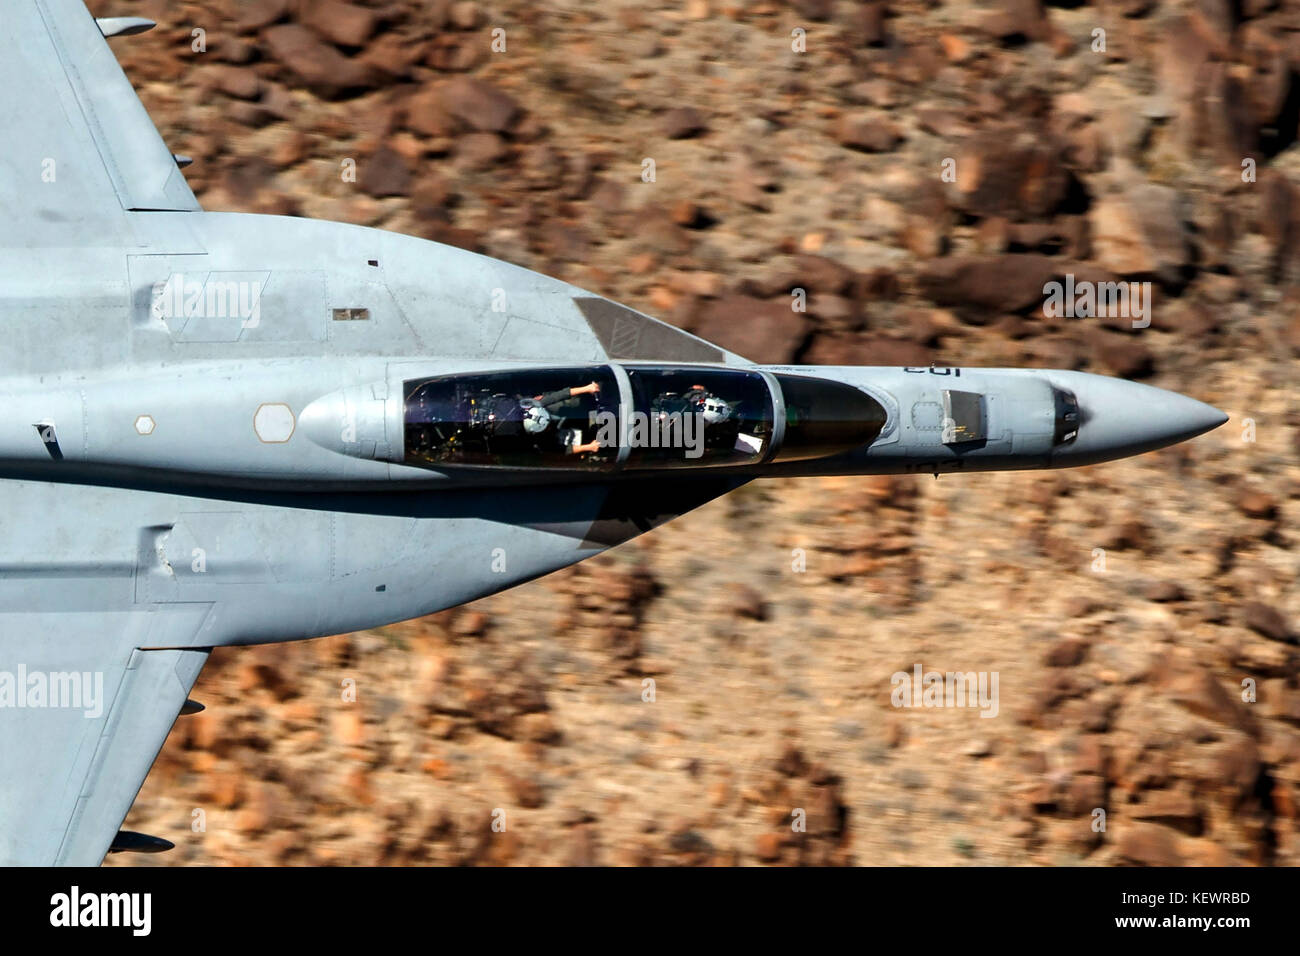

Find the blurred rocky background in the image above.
[{"left": 95, "top": 0, "right": 1299, "bottom": 865}]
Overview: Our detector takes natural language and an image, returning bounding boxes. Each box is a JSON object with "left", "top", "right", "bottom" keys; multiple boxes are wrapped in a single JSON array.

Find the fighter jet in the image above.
[{"left": 0, "top": 1, "right": 1227, "bottom": 866}]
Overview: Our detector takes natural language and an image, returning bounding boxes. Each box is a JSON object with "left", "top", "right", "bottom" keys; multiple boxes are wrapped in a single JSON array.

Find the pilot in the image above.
[
  {"left": 688, "top": 389, "right": 764, "bottom": 456},
  {"left": 701, "top": 394, "right": 731, "bottom": 426},
  {"left": 533, "top": 380, "right": 601, "bottom": 411},
  {"left": 497, "top": 380, "right": 604, "bottom": 455}
]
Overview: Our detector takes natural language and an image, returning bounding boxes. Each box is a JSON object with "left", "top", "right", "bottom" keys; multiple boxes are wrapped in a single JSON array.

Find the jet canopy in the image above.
[
  {"left": 404, "top": 366, "right": 622, "bottom": 470},
  {"left": 402, "top": 364, "right": 887, "bottom": 472}
]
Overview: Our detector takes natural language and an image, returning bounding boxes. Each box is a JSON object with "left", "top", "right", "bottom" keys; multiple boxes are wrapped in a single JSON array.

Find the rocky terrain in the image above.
[{"left": 93, "top": 0, "right": 1299, "bottom": 865}]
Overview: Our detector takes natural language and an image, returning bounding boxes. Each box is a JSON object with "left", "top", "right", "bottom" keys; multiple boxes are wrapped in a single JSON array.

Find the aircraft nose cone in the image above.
[{"left": 1050, "top": 372, "right": 1227, "bottom": 466}]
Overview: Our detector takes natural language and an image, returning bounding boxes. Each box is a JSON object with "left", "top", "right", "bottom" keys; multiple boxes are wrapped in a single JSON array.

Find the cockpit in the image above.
[
  {"left": 621, "top": 366, "right": 773, "bottom": 469},
  {"left": 404, "top": 366, "right": 622, "bottom": 470},
  {"left": 402, "top": 364, "right": 888, "bottom": 472}
]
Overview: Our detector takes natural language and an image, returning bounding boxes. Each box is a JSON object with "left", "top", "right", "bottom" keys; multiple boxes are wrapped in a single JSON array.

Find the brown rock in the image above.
[
  {"left": 360, "top": 146, "right": 413, "bottom": 198},
  {"left": 1156, "top": 14, "right": 1214, "bottom": 106},
  {"left": 983, "top": 0, "right": 1051, "bottom": 43},
  {"left": 1071, "top": 736, "right": 1108, "bottom": 776},
  {"left": 518, "top": 712, "right": 561, "bottom": 745},
  {"left": 804, "top": 334, "right": 931, "bottom": 367},
  {"left": 1143, "top": 580, "right": 1186, "bottom": 603},
  {"left": 1240, "top": 22, "right": 1289, "bottom": 127},
  {"left": 1193, "top": 62, "right": 1259, "bottom": 165},
  {"left": 207, "top": 770, "right": 245, "bottom": 810},
  {"left": 918, "top": 255, "right": 1119, "bottom": 317},
  {"left": 730, "top": 157, "right": 777, "bottom": 211},
  {"left": 1237, "top": 489, "right": 1278, "bottom": 520},
  {"left": 216, "top": 36, "right": 258, "bottom": 66},
  {"left": 224, "top": 101, "right": 276, "bottom": 129},
  {"left": 917, "top": 105, "right": 971, "bottom": 138},
  {"left": 670, "top": 200, "right": 709, "bottom": 228},
  {"left": 805, "top": 294, "right": 858, "bottom": 331},
  {"left": 836, "top": 114, "right": 902, "bottom": 152},
  {"left": 939, "top": 34, "right": 972, "bottom": 64},
  {"left": 852, "top": 2, "right": 888, "bottom": 47},
  {"left": 1242, "top": 602, "right": 1292, "bottom": 643},
  {"left": 237, "top": 0, "right": 290, "bottom": 33},
  {"left": 508, "top": 772, "right": 545, "bottom": 809},
  {"left": 1044, "top": 637, "right": 1089, "bottom": 668},
  {"left": 791, "top": 0, "right": 834, "bottom": 21},
  {"left": 1166, "top": 668, "right": 1253, "bottom": 731},
  {"left": 449, "top": 2, "right": 483, "bottom": 30},
  {"left": 793, "top": 255, "right": 860, "bottom": 297},
  {"left": 954, "top": 130, "right": 1073, "bottom": 221},
  {"left": 1131, "top": 788, "right": 1202, "bottom": 835},
  {"left": 333, "top": 708, "right": 367, "bottom": 747},
  {"left": 300, "top": 0, "right": 377, "bottom": 48},
  {"left": 1117, "top": 823, "right": 1186, "bottom": 866},
  {"left": 1063, "top": 596, "right": 1100, "bottom": 618},
  {"left": 234, "top": 783, "right": 278, "bottom": 834},
  {"left": 455, "top": 132, "right": 509, "bottom": 170},
  {"left": 344, "top": 767, "right": 373, "bottom": 806},
  {"left": 404, "top": 86, "right": 454, "bottom": 138},
  {"left": 1263, "top": 681, "right": 1300, "bottom": 725},
  {"left": 1090, "top": 185, "right": 1191, "bottom": 284},
  {"left": 1097, "top": 516, "right": 1149, "bottom": 552},
  {"left": 209, "top": 65, "right": 262, "bottom": 101},
  {"left": 262, "top": 24, "right": 375, "bottom": 99},
  {"left": 727, "top": 584, "right": 769, "bottom": 622},
  {"left": 776, "top": 744, "right": 809, "bottom": 778},
  {"left": 1211, "top": 740, "right": 1263, "bottom": 805},
  {"left": 427, "top": 35, "right": 485, "bottom": 73},
  {"left": 690, "top": 295, "right": 810, "bottom": 364},
  {"left": 1060, "top": 773, "right": 1106, "bottom": 815},
  {"left": 662, "top": 107, "right": 708, "bottom": 140},
  {"left": 1231, "top": 638, "right": 1294, "bottom": 678},
  {"left": 1182, "top": 839, "right": 1241, "bottom": 866},
  {"left": 439, "top": 77, "right": 521, "bottom": 134},
  {"left": 357, "top": 32, "right": 429, "bottom": 81},
  {"left": 1088, "top": 330, "right": 1156, "bottom": 379},
  {"left": 755, "top": 831, "right": 782, "bottom": 862}
]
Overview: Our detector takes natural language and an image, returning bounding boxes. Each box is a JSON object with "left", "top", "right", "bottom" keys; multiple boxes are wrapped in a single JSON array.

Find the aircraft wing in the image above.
[
  {"left": 0, "top": 468, "right": 742, "bottom": 865},
  {"left": 0, "top": 0, "right": 209, "bottom": 865},
  {"left": 1, "top": 0, "right": 198, "bottom": 250},
  {"left": 0, "top": 616, "right": 209, "bottom": 866}
]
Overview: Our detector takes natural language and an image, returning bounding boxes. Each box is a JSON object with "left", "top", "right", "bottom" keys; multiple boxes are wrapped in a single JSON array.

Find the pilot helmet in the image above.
[
  {"left": 522, "top": 403, "right": 552, "bottom": 434},
  {"left": 701, "top": 396, "right": 732, "bottom": 425}
]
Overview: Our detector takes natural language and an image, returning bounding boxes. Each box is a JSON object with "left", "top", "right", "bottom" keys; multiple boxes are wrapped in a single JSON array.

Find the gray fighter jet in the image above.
[{"left": 0, "top": 1, "right": 1227, "bottom": 865}]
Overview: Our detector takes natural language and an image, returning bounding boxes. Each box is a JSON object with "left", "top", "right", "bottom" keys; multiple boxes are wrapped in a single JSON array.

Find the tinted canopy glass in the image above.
[
  {"left": 771, "top": 374, "right": 887, "bottom": 462},
  {"left": 623, "top": 366, "right": 774, "bottom": 469},
  {"left": 404, "top": 366, "right": 619, "bottom": 469}
]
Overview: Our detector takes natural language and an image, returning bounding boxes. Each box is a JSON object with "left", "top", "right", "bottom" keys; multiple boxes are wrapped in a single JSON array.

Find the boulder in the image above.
[
  {"left": 439, "top": 76, "right": 521, "bottom": 134},
  {"left": 262, "top": 24, "right": 375, "bottom": 99}
]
